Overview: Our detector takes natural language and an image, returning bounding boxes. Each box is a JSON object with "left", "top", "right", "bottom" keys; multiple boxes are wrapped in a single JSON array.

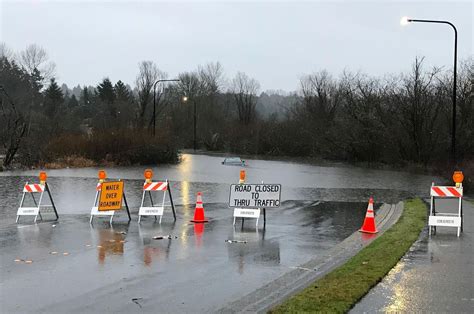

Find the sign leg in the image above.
[
  {"left": 30, "top": 193, "right": 38, "bottom": 207},
  {"left": 122, "top": 193, "right": 131, "bottom": 222},
  {"left": 167, "top": 183, "right": 177, "bottom": 221},
  {"left": 46, "top": 183, "right": 59, "bottom": 220},
  {"left": 148, "top": 191, "right": 154, "bottom": 207},
  {"left": 263, "top": 208, "right": 266, "bottom": 227},
  {"left": 90, "top": 190, "right": 99, "bottom": 224}
]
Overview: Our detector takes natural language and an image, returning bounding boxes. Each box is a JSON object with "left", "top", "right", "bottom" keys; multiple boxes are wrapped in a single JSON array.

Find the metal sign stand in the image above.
[
  {"left": 90, "top": 179, "right": 131, "bottom": 224},
  {"left": 16, "top": 182, "right": 59, "bottom": 223},
  {"left": 429, "top": 183, "right": 463, "bottom": 237},
  {"left": 138, "top": 180, "right": 176, "bottom": 223},
  {"left": 233, "top": 181, "right": 267, "bottom": 228}
]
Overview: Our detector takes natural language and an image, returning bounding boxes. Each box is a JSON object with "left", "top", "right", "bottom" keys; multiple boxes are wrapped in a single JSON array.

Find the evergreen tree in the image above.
[
  {"left": 43, "top": 78, "right": 64, "bottom": 119},
  {"left": 0, "top": 56, "right": 31, "bottom": 167},
  {"left": 97, "top": 78, "right": 115, "bottom": 104},
  {"left": 80, "top": 87, "right": 90, "bottom": 107},
  {"left": 114, "top": 80, "right": 130, "bottom": 102},
  {"left": 68, "top": 94, "right": 79, "bottom": 107},
  {"left": 114, "top": 80, "right": 134, "bottom": 128}
]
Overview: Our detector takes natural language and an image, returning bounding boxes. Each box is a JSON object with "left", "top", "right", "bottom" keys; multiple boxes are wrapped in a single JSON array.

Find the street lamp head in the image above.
[
  {"left": 400, "top": 16, "right": 411, "bottom": 26},
  {"left": 182, "top": 96, "right": 188, "bottom": 103}
]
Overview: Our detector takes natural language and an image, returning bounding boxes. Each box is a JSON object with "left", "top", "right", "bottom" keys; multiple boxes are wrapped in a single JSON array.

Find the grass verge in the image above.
[{"left": 271, "top": 199, "right": 427, "bottom": 313}]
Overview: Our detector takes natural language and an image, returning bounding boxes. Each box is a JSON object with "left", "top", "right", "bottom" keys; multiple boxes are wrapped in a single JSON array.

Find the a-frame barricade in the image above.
[
  {"left": 429, "top": 182, "right": 463, "bottom": 237},
  {"left": 17, "top": 181, "right": 59, "bottom": 223},
  {"left": 138, "top": 180, "right": 176, "bottom": 223},
  {"left": 90, "top": 180, "right": 131, "bottom": 224}
]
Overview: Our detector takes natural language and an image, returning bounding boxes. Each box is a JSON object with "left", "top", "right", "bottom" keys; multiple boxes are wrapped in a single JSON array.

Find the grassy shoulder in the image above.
[{"left": 272, "top": 199, "right": 427, "bottom": 313}]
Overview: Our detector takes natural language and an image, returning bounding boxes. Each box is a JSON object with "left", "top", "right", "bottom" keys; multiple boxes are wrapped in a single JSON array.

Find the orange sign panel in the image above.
[{"left": 99, "top": 181, "right": 124, "bottom": 211}]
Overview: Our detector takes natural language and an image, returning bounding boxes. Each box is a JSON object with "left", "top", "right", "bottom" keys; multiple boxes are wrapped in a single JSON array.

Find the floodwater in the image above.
[
  {"left": 0, "top": 153, "right": 437, "bottom": 226},
  {"left": 0, "top": 154, "right": 439, "bottom": 312}
]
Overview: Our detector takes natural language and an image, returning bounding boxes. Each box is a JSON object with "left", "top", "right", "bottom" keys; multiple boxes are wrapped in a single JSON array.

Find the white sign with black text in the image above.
[
  {"left": 229, "top": 184, "right": 281, "bottom": 209},
  {"left": 233, "top": 208, "right": 260, "bottom": 218},
  {"left": 428, "top": 215, "right": 461, "bottom": 227}
]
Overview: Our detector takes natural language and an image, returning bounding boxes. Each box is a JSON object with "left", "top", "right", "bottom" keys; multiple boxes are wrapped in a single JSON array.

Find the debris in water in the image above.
[
  {"left": 152, "top": 235, "right": 177, "bottom": 240},
  {"left": 50, "top": 251, "right": 58, "bottom": 255},
  {"left": 116, "top": 231, "right": 127, "bottom": 235},
  {"left": 52, "top": 224, "right": 56, "bottom": 228},
  {"left": 225, "top": 240, "right": 247, "bottom": 244},
  {"left": 14, "top": 259, "right": 22, "bottom": 262},
  {"left": 25, "top": 260, "right": 33, "bottom": 264},
  {"left": 131, "top": 298, "right": 143, "bottom": 308},
  {"left": 63, "top": 252, "right": 69, "bottom": 256}
]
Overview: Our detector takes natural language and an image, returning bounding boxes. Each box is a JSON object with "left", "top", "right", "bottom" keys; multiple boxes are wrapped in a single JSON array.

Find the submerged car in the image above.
[{"left": 222, "top": 157, "right": 246, "bottom": 166}]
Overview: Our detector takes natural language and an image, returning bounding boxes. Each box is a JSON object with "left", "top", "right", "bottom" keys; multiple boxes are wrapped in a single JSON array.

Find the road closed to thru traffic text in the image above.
[{"left": 229, "top": 184, "right": 281, "bottom": 208}]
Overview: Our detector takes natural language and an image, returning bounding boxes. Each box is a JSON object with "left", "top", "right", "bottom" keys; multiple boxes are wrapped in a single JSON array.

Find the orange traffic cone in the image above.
[
  {"left": 191, "top": 192, "right": 208, "bottom": 223},
  {"left": 359, "top": 197, "right": 378, "bottom": 234}
]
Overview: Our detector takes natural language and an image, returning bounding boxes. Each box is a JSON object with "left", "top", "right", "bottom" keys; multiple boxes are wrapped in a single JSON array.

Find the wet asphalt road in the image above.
[
  {"left": 0, "top": 154, "right": 443, "bottom": 312},
  {"left": 1, "top": 201, "right": 367, "bottom": 313},
  {"left": 352, "top": 199, "right": 474, "bottom": 313}
]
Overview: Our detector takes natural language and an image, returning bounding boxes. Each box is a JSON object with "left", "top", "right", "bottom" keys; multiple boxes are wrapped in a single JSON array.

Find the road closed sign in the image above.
[
  {"left": 99, "top": 181, "right": 124, "bottom": 211},
  {"left": 229, "top": 184, "right": 281, "bottom": 208}
]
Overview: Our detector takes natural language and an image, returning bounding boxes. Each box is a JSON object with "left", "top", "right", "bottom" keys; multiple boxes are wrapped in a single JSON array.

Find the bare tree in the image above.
[
  {"left": 0, "top": 43, "right": 13, "bottom": 59},
  {"left": 134, "top": 61, "right": 166, "bottom": 126},
  {"left": 18, "top": 44, "right": 56, "bottom": 81},
  {"left": 391, "top": 57, "right": 443, "bottom": 163},
  {"left": 198, "top": 62, "right": 224, "bottom": 95},
  {"left": 230, "top": 72, "right": 260, "bottom": 125},
  {"left": 300, "top": 70, "right": 340, "bottom": 122}
]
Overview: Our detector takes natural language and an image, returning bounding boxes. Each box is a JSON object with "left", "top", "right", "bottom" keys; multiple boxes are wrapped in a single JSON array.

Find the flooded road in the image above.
[
  {"left": 0, "top": 154, "right": 438, "bottom": 312},
  {"left": 0, "top": 153, "right": 436, "bottom": 226}
]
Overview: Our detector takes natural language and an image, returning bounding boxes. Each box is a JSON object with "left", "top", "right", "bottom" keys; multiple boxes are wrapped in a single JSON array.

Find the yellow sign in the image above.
[{"left": 99, "top": 181, "right": 124, "bottom": 211}]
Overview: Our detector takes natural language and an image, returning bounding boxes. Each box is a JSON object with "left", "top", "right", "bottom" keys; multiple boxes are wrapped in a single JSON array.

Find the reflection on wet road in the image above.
[
  {"left": 0, "top": 154, "right": 441, "bottom": 312},
  {"left": 352, "top": 199, "right": 474, "bottom": 313},
  {"left": 1, "top": 201, "right": 368, "bottom": 312}
]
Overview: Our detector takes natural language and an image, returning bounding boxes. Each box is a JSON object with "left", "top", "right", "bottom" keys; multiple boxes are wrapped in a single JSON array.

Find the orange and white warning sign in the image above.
[{"left": 99, "top": 181, "right": 124, "bottom": 211}]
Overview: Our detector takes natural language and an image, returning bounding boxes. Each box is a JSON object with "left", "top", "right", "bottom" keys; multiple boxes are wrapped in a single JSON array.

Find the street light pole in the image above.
[
  {"left": 152, "top": 79, "right": 180, "bottom": 137},
  {"left": 193, "top": 99, "right": 197, "bottom": 151},
  {"left": 401, "top": 17, "right": 458, "bottom": 163}
]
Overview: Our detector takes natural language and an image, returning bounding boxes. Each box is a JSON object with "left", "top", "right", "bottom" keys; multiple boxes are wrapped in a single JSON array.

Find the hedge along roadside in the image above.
[{"left": 271, "top": 198, "right": 427, "bottom": 313}]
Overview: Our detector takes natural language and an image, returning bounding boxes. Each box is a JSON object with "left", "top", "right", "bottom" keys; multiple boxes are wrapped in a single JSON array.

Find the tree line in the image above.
[{"left": 1, "top": 43, "right": 472, "bottom": 174}]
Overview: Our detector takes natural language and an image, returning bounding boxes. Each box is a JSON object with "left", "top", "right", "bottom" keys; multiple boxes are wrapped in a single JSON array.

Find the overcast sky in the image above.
[{"left": 1, "top": 0, "right": 472, "bottom": 91}]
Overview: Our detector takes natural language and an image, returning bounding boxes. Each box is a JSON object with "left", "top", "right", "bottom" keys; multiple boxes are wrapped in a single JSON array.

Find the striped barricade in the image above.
[
  {"left": 17, "top": 177, "right": 59, "bottom": 223},
  {"left": 429, "top": 183, "right": 463, "bottom": 237},
  {"left": 138, "top": 180, "right": 176, "bottom": 223}
]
